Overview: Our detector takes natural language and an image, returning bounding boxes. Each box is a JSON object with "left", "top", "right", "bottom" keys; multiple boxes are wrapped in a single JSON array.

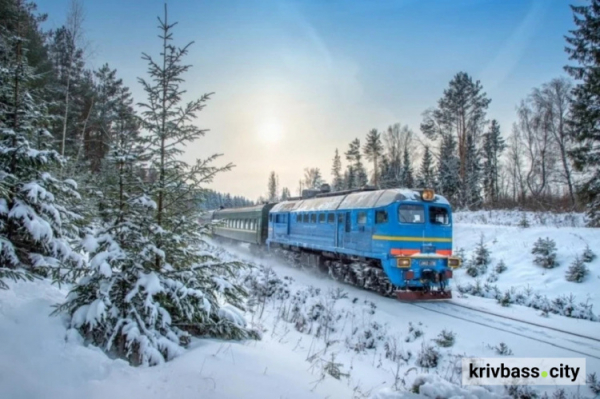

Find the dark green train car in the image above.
[{"left": 212, "top": 203, "right": 275, "bottom": 245}]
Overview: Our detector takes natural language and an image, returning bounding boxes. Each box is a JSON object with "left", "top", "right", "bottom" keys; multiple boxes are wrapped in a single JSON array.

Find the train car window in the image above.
[
  {"left": 357, "top": 211, "right": 367, "bottom": 224},
  {"left": 303, "top": 214, "right": 308, "bottom": 223},
  {"left": 319, "top": 213, "right": 326, "bottom": 223},
  {"left": 375, "top": 210, "right": 388, "bottom": 224},
  {"left": 338, "top": 213, "right": 344, "bottom": 224},
  {"left": 345, "top": 212, "right": 351, "bottom": 232},
  {"left": 398, "top": 204, "right": 424, "bottom": 224},
  {"left": 429, "top": 206, "right": 450, "bottom": 225},
  {"left": 311, "top": 214, "right": 316, "bottom": 223},
  {"left": 328, "top": 213, "right": 335, "bottom": 223}
]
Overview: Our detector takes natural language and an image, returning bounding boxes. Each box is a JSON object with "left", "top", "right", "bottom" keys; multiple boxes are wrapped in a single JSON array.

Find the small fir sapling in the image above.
[
  {"left": 532, "top": 237, "right": 558, "bottom": 269},
  {"left": 565, "top": 256, "right": 589, "bottom": 283}
]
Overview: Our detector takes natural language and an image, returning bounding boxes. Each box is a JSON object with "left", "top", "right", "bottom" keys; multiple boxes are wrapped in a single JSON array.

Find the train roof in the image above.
[
  {"left": 212, "top": 203, "right": 272, "bottom": 216},
  {"left": 270, "top": 188, "right": 450, "bottom": 213}
]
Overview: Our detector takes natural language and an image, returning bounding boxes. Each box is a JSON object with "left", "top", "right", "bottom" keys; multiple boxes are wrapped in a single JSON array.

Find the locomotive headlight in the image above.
[
  {"left": 397, "top": 257, "right": 411, "bottom": 268},
  {"left": 421, "top": 189, "right": 435, "bottom": 201},
  {"left": 448, "top": 257, "right": 461, "bottom": 268}
]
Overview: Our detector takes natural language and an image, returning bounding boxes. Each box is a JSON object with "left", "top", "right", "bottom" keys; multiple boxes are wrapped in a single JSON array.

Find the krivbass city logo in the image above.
[{"left": 462, "top": 358, "right": 586, "bottom": 386}]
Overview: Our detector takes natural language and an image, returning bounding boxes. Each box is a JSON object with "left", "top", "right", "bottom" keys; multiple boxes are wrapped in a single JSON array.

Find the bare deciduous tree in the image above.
[{"left": 531, "top": 78, "right": 576, "bottom": 207}]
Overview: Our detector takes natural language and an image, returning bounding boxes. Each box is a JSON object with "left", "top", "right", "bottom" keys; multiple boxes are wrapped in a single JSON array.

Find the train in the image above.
[{"left": 206, "top": 185, "right": 460, "bottom": 300}]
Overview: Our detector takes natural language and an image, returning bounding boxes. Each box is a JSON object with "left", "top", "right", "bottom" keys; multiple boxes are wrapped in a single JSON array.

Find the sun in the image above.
[{"left": 257, "top": 119, "right": 283, "bottom": 143}]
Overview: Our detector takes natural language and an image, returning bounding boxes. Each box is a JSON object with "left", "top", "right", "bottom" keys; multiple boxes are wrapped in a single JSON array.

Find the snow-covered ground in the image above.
[
  {"left": 452, "top": 210, "right": 600, "bottom": 314},
  {"left": 1, "top": 210, "right": 599, "bottom": 399}
]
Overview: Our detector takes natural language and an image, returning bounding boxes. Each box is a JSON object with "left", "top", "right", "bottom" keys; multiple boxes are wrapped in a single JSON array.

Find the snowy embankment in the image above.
[
  {"left": 1, "top": 210, "right": 599, "bottom": 399},
  {"left": 0, "top": 279, "right": 351, "bottom": 399},
  {"left": 451, "top": 210, "right": 600, "bottom": 317}
]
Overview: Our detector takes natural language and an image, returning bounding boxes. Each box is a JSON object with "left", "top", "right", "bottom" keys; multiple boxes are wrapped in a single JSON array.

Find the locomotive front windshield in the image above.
[
  {"left": 429, "top": 206, "right": 450, "bottom": 225},
  {"left": 398, "top": 204, "right": 424, "bottom": 223}
]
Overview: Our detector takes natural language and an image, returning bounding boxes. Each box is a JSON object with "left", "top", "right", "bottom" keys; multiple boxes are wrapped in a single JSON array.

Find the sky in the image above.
[{"left": 37, "top": 0, "right": 579, "bottom": 201}]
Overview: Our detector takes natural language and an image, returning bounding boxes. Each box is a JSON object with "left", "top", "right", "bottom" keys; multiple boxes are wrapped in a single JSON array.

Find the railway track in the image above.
[
  {"left": 407, "top": 301, "right": 600, "bottom": 360},
  {"left": 226, "top": 242, "right": 600, "bottom": 360}
]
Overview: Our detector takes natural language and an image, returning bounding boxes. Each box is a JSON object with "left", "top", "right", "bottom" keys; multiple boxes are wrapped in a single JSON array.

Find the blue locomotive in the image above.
[{"left": 210, "top": 186, "right": 460, "bottom": 300}]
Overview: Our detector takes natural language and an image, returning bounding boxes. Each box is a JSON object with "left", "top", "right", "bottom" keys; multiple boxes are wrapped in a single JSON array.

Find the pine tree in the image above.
[
  {"left": 482, "top": 120, "right": 505, "bottom": 204},
  {"left": 463, "top": 133, "right": 482, "bottom": 208},
  {"left": 47, "top": 22, "right": 87, "bottom": 158},
  {"left": 436, "top": 134, "right": 460, "bottom": 204},
  {"left": 417, "top": 145, "right": 436, "bottom": 188},
  {"left": 565, "top": 0, "right": 600, "bottom": 226},
  {"left": 0, "top": 4, "right": 83, "bottom": 288},
  {"left": 363, "top": 129, "right": 384, "bottom": 186},
  {"left": 345, "top": 138, "right": 368, "bottom": 188},
  {"left": 280, "top": 187, "right": 290, "bottom": 200},
  {"left": 267, "top": 171, "right": 278, "bottom": 202},
  {"left": 400, "top": 147, "right": 414, "bottom": 188},
  {"left": 345, "top": 139, "right": 361, "bottom": 189},
  {"left": 422, "top": 72, "right": 491, "bottom": 207},
  {"left": 57, "top": 5, "right": 255, "bottom": 366},
  {"left": 343, "top": 166, "right": 355, "bottom": 190},
  {"left": 331, "top": 148, "right": 343, "bottom": 191},
  {"left": 303, "top": 167, "right": 324, "bottom": 189}
]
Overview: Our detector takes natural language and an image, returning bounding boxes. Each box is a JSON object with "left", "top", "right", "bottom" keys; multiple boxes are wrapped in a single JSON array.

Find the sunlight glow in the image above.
[{"left": 257, "top": 119, "right": 283, "bottom": 143}]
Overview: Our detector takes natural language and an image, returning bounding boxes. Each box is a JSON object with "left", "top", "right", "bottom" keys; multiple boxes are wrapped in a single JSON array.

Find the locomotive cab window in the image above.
[
  {"left": 357, "top": 211, "right": 367, "bottom": 224},
  {"left": 398, "top": 204, "right": 424, "bottom": 224},
  {"left": 429, "top": 206, "right": 450, "bottom": 225},
  {"left": 375, "top": 210, "right": 388, "bottom": 224}
]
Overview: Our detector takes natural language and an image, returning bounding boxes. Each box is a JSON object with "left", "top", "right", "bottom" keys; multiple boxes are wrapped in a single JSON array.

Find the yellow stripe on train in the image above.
[{"left": 372, "top": 235, "right": 452, "bottom": 243}]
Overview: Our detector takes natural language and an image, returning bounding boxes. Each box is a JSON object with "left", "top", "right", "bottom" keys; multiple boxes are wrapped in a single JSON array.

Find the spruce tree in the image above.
[
  {"left": 421, "top": 72, "right": 490, "bottom": 207},
  {"left": 464, "top": 133, "right": 482, "bottom": 208},
  {"left": 436, "top": 134, "right": 460, "bottom": 203},
  {"left": 0, "top": 4, "right": 83, "bottom": 287},
  {"left": 331, "top": 148, "right": 343, "bottom": 191},
  {"left": 417, "top": 145, "right": 436, "bottom": 188},
  {"left": 400, "top": 146, "right": 414, "bottom": 188},
  {"left": 363, "top": 129, "right": 383, "bottom": 186},
  {"left": 267, "top": 171, "right": 278, "bottom": 202},
  {"left": 344, "top": 139, "right": 361, "bottom": 189},
  {"left": 345, "top": 138, "right": 368, "bottom": 187},
  {"left": 57, "top": 5, "right": 255, "bottom": 366},
  {"left": 482, "top": 120, "right": 505, "bottom": 204},
  {"left": 565, "top": 0, "right": 600, "bottom": 226}
]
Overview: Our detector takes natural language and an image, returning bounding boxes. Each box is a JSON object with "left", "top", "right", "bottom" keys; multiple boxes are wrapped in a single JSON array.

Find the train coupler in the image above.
[{"left": 396, "top": 290, "right": 452, "bottom": 301}]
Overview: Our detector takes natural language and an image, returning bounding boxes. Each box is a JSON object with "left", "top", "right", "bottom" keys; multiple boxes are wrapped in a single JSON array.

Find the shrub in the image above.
[
  {"left": 587, "top": 373, "right": 600, "bottom": 395},
  {"left": 433, "top": 329, "right": 456, "bottom": 347},
  {"left": 518, "top": 213, "right": 530, "bottom": 228},
  {"left": 472, "top": 235, "right": 491, "bottom": 272},
  {"left": 565, "top": 256, "right": 589, "bottom": 283},
  {"left": 582, "top": 245, "right": 596, "bottom": 263},
  {"left": 493, "top": 342, "right": 513, "bottom": 356},
  {"left": 532, "top": 237, "right": 558, "bottom": 269},
  {"left": 498, "top": 290, "right": 513, "bottom": 307},
  {"left": 495, "top": 260, "right": 508, "bottom": 274},
  {"left": 416, "top": 343, "right": 440, "bottom": 368}
]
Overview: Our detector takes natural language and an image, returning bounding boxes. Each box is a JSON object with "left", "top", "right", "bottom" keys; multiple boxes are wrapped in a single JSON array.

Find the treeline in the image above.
[
  {"left": 0, "top": 0, "right": 254, "bottom": 366},
  {"left": 272, "top": 74, "right": 577, "bottom": 213},
  {"left": 200, "top": 189, "right": 254, "bottom": 210},
  {"left": 272, "top": 0, "right": 600, "bottom": 227}
]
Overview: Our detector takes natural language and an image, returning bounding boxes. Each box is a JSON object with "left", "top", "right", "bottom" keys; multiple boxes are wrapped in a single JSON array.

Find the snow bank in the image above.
[
  {"left": 0, "top": 279, "right": 353, "bottom": 399},
  {"left": 452, "top": 219, "right": 600, "bottom": 311}
]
